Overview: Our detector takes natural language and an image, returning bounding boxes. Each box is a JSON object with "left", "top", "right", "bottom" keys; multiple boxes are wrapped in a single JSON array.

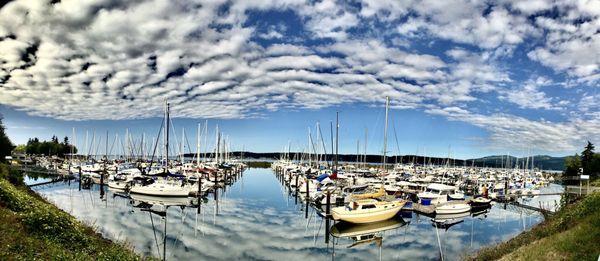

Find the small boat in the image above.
[
  {"left": 417, "top": 183, "right": 461, "bottom": 205},
  {"left": 435, "top": 202, "right": 471, "bottom": 214},
  {"left": 350, "top": 186, "right": 386, "bottom": 200},
  {"left": 448, "top": 192, "right": 465, "bottom": 200},
  {"left": 331, "top": 199, "right": 406, "bottom": 224},
  {"left": 470, "top": 197, "right": 492, "bottom": 207},
  {"left": 129, "top": 178, "right": 195, "bottom": 197}
]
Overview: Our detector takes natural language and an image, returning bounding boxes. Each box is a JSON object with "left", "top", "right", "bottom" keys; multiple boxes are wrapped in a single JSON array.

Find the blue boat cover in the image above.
[{"left": 316, "top": 173, "right": 329, "bottom": 182}]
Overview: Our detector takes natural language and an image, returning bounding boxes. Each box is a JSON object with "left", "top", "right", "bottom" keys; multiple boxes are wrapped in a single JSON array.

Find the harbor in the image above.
[
  {"left": 32, "top": 168, "right": 559, "bottom": 260},
  {"left": 1, "top": 0, "right": 599, "bottom": 259}
]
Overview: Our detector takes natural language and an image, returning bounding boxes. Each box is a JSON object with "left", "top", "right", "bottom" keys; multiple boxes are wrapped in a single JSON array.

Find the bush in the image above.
[
  {"left": 0, "top": 164, "right": 23, "bottom": 186},
  {"left": 0, "top": 179, "right": 143, "bottom": 259}
]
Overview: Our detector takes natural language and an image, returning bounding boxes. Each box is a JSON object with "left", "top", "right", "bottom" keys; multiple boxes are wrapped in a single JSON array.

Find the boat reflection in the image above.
[
  {"left": 331, "top": 217, "right": 407, "bottom": 248},
  {"left": 128, "top": 192, "right": 209, "bottom": 260},
  {"left": 130, "top": 193, "right": 196, "bottom": 208}
]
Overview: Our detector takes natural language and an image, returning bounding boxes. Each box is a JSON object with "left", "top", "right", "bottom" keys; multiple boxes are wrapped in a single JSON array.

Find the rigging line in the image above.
[
  {"left": 119, "top": 134, "right": 126, "bottom": 160},
  {"left": 169, "top": 116, "right": 180, "bottom": 158},
  {"left": 94, "top": 136, "right": 102, "bottom": 159},
  {"left": 149, "top": 211, "right": 162, "bottom": 258},
  {"left": 391, "top": 117, "right": 401, "bottom": 156},
  {"left": 185, "top": 130, "right": 194, "bottom": 160},
  {"left": 317, "top": 122, "right": 328, "bottom": 163},
  {"left": 148, "top": 118, "right": 165, "bottom": 170},
  {"left": 108, "top": 134, "right": 117, "bottom": 157}
]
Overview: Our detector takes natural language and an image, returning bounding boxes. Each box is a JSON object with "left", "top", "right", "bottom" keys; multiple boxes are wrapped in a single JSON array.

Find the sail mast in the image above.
[{"left": 383, "top": 96, "right": 389, "bottom": 172}]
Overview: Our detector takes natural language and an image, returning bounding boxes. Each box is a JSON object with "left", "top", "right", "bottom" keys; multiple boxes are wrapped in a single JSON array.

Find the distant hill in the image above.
[
  {"left": 184, "top": 152, "right": 567, "bottom": 171},
  {"left": 466, "top": 155, "right": 566, "bottom": 171}
]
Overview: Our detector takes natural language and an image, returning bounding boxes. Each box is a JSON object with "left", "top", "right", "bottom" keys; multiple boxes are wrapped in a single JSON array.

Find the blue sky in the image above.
[{"left": 0, "top": 0, "right": 598, "bottom": 159}]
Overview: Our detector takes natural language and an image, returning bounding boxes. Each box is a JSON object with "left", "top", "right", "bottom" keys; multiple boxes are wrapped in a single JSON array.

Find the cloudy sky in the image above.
[{"left": 0, "top": 0, "right": 598, "bottom": 158}]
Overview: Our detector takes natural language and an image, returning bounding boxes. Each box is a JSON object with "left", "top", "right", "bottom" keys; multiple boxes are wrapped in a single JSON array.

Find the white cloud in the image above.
[
  {"left": 0, "top": 0, "right": 597, "bottom": 154},
  {"left": 426, "top": 106, "right": 599, "bottom": 151},
  {"left": 499, "top": 77, "right": 560, "bottom": 110}
]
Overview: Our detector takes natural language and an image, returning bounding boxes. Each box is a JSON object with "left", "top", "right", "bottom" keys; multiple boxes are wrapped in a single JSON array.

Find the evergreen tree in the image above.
[
  {"left": 581, "top": 141, "right": 595, "bottom": 177},
  {"left": 0, "top": 115, "right": 14, "bottom": 162},
  {"left": 564, "top": 153, "right": 582, "bottom": 177}
]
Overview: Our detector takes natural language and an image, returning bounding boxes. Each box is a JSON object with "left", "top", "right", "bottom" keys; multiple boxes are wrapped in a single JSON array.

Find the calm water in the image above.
[{"left": 33, "top": 169, "right": 559, "bottom": 260}]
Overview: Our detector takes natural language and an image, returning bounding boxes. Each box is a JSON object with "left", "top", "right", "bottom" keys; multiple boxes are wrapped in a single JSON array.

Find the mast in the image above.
[
  {"left": 71, "top": 127, "right": 75, "bottom": 165},
  {"left": 215, "top": 125, "right": 220, "bottom": 164},
  {"left": 165, "top": 101, "right": 170, "bottom": 172},
  {"left": 181, "top": 128, "right": 185, "bottom": 163},
  {"left": 383, "top": 96, "right": 389, "bottom": 172},
  {"left": 364, "top": 127, "right": 368, "bottom": 168},
  {"left": 197, "top": 123, "right": 201, "bottom": 167},
  {"left": 334, "top": 112, "right": 339, "bottom": 173}
]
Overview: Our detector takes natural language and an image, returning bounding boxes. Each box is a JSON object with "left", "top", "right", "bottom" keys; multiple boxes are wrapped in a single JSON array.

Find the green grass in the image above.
[
  {"left": 471, "top": 192, "right": 600, "bottom": 260},
  {"left": 0, "top": 164, "right": 149, "bottom": 260}
]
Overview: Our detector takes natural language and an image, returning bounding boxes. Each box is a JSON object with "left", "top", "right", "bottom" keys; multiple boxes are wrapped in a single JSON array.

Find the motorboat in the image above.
[
  {"left": 417, "top": 183, "right": 461, "bottom": 205},
  {"left": 435, "top": 202, "right": 471, "bottom": 214},
  {"left": 129, "top": 177, "right": 195, "bottom": 197},
  {"left": 331, "top": 198, "right": 406, "bottom": 224}
]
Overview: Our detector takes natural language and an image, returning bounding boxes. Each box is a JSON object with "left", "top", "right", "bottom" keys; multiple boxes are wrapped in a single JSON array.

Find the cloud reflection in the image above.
[{"left": 35, "top": 169, "right": 550, "bottom": 260}]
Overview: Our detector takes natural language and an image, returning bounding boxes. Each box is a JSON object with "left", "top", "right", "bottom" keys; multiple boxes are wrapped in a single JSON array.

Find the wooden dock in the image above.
[
  {"left": 508, "top": 201, "right": 554, "bottom": 215},
  {"left": 28, "top": 177, "right": 72, "bottom": 187}
]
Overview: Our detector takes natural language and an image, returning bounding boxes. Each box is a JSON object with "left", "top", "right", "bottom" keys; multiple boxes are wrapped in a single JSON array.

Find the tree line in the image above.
[
  {"left": 19, "top": 136, "right": 78, "bottom": 157},
  {"left": 564, "top": 141, "right": 600, "bottom": 181}
]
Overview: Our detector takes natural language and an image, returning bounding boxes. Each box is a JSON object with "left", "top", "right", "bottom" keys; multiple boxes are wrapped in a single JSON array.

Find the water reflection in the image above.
[{"left": 32, "top": 169, "right": 559, "bottom": 260}]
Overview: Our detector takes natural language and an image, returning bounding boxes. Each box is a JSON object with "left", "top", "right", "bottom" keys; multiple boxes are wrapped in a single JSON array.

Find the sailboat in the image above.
[
  {"left": 331, "top": 198, "right": 405, "bottom": 224},
  {"left": 331, "top": 97, "right": 407, "bottom": 224},
  {"left": 129, "top": 101, "right": 197, "bottom": 197}
]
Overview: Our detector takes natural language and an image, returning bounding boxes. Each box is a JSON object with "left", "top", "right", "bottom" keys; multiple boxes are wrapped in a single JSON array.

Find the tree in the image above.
[
  {"left": 13, "top": 144, "right": 26, "bottom": 154},
  {"left": 581, "top": 141, "right": 595, "bottom": 177},
  {"left": 564, "top": 153, "right": 582, "bottom": 177},
  {"left": 0, "top": 115, "right": 15, "bottom": 162}
]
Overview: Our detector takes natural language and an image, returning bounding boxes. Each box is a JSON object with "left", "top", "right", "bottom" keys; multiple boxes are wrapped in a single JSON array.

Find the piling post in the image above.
[
  {"left": 325, "top": 189, "right": 331, "bottom": 244},
  {"left": 326, "top": 190, "right": 331, "bottom": 216},
  {"left": 305, "top": 178, "right": 310, "bottom": 219},
  {"left": 78, "top": 167, "right": 82, "bottom": 191},
  {"left": 198, "top": 175, "right": 202, "bottom": 198}
]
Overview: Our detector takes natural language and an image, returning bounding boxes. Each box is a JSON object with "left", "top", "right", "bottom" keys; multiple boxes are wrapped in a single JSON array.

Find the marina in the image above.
[
  {"left": 32, "top": 168, "right": 559, "bottom": 260},
  {"left": 1, "top": 1, "right": 599, "bottom": 259}
]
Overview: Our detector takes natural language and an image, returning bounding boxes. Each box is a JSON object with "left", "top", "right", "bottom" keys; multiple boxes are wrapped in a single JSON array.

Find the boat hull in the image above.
[
  {"left": 331, "top": 201, "right": 405, "bottom": 224},
  {"left": 435, "top": 203, "right": 471, "bottom": 214}
]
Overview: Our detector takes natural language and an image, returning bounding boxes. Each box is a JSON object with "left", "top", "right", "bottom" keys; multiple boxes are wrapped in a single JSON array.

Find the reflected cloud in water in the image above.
[{"left": 35, "top": 169, "right": 551, "bottom": 260}]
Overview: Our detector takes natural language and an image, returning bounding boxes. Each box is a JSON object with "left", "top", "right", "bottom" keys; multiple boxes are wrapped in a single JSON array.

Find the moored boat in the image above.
[{"left": 331, "top": 199, "right": 406, "bottom": 224}]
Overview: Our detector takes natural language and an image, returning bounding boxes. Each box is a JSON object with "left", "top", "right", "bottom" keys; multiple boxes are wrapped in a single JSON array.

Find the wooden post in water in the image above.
[
  {"left": 305, "top": 178, "right": 310, "bottom": 219},
  {"left": 325, "top": 189, "right": 331, "bottom": 244},
  {"left": 78, "top": 167, "right": 82, "bottom": 191},
  {"left": 295, "top": 175, "right": 299, "bottom": 205},
  {"left": 198, "top": 174, "right": 202, "bottom": 198}
]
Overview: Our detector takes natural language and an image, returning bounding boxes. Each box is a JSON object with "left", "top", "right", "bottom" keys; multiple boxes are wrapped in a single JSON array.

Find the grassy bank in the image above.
[
  {"left": 0, "top": 164, "right": 146, "bottom": 260},
  {"left": 471, "top": 192, "right": 600, "bottom": 260}
]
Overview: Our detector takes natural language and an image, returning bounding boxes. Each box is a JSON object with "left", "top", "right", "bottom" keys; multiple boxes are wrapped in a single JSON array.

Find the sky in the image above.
[{"left": 0, "top": 0, "right": 598, "bottom": 159}]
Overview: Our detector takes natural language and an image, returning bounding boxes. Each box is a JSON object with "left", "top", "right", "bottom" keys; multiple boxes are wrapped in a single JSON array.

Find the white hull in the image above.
[{"left": 435, "top": 203, "right": 471, "bottom": 214}]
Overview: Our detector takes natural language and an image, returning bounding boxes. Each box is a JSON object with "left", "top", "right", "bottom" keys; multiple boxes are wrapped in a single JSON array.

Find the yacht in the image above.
[
  {"left": 331, "top": 198, "right": 406, "bottom": 224},
  {"left": 417, "top": 183, "right": 463, "bottom": 205}
]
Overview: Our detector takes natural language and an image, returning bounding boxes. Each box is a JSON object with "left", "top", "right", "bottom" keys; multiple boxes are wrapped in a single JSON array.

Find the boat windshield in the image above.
[
  {"left": 361, "top": 204, "right": 377, "bottom": 209},
  {"left": 426, "top": 188, "right": 441, "bottom": 194}
]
